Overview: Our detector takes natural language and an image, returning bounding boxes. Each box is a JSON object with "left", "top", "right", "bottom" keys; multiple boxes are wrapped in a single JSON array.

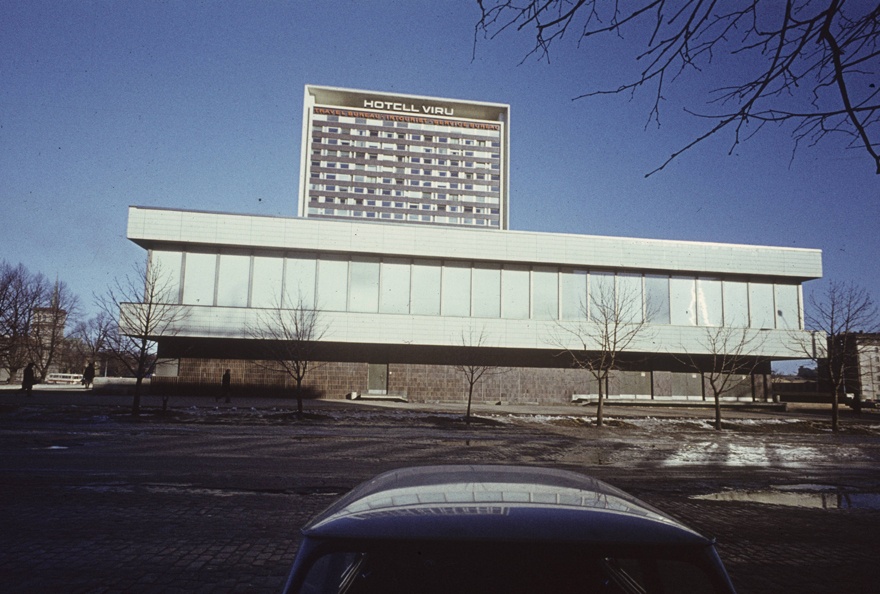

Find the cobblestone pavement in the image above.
[{"left": 1, "top": 390, "right": 879, "bottom": 593}]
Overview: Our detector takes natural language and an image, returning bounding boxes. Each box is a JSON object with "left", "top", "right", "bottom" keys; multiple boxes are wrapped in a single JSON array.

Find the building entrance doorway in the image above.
[{"left": 368, "top": 364, "right": 388, "bottom": 394}]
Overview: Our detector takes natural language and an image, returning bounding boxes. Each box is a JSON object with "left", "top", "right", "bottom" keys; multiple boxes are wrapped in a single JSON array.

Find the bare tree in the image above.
[
  {"left": 99, "top": 261, "right": 189, "bottom": 416},
  {"left": 29, "top": 279, "right": 79, "bottom": 382},
  {"left": 72, "top": 311, "right": 115, "bottom": 376},
  {"left": 476, "top": 1, "right": 880, "bottom": 175},
  {"left": 53, "top": 334, "right": 89, "bottom": 377},
  {"left": 792, "top": 281, "right": 879, "bottom": 431},
  {"left": 554, "top": 274, "right": 653, "bottom": 427},
  {"left": 248, "top": 295, "right": 327, "bottom": 417},
  {"left": 453, "top": 326, "right": 503, "bottom": 425},
  {"left": 0, "top": 262, "right": 48, "bottom": 382},
  {"left": 679, "top": 325, "right": 769, "bottom": 430}
]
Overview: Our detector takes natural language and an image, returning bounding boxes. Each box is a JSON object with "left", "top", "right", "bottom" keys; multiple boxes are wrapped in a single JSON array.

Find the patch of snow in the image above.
[{"left": 663, "top": 442, "right": 868, "bottom": 468}]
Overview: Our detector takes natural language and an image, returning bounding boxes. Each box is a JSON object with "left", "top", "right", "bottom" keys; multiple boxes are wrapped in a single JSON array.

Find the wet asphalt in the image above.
[{"left": 1, "top": 386, "right": 879, "bottom": 593}]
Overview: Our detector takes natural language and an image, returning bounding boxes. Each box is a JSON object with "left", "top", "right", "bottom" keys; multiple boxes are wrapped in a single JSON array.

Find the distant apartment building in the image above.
[
  {"left": 299, "top": 85, "right": 509, "bottom": 229},
  {"left": 838, "top": 333, "right": 880, "bottom": 405}
]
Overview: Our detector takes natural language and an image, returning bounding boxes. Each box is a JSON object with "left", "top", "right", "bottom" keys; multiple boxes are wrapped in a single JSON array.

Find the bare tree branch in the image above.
[
  {"left": 453, "top": 325, "right": 504, "bottom": 425},
  {"left": 247, "top": 294, "right": 328, "bottom": 416},
  {"left": 28, "top": 279, "right": 79, "bottom": 382},
  {"left": 0, "top": 262, "right": 49, "bottom": 382},
  {"left": 476, "top": 0, "right": 880, "bottom": 174},
  {"left": 553, "top": 274, "right": 654, "bottom": 426},
  {"left": 678, "top": 325, "right": 769, "bottom": 430},
  {"left": 72, "top": 311, "right": 115, "bottom": 378},
  {"left": 790, "top": 281, "right": 880, "bottom": 430},
  {"left": 98, "top": 260, "right": 190, "bottom": 416}
]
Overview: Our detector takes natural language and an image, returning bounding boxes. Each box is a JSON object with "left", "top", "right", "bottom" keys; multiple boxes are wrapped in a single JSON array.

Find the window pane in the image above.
[
  {"left": 182, "top": 252, "right": 216, "bottom": 306},
  {"left": 151, "top": 250, "right": 182, "bottom": 304},
  {"left": 349, "top": 258, "right": 380, "bottom": 313},
  {"left": 617, "top": 274, "right": 643, "bottom": 323},
  {"left": 473, "top": 264, "right": 501, "bottom": 318},
  {"left": 723, "top": 281, "right": 749, "bottom": 327},
  {"left": 670, "top": 277, "right": 696, "bottom": 326},
  {"left": 216, "top": 254, "right": 250, "bottom": 307},
  {"left": 252, "top": 256, "right": 283, "bottom": 308},
  {"left": 696, "top": 278, "right": 723, "bottom": 327},
  {"left": 442, "top": 263, "right": 471, "bottom": 317},
  {"left": 316, "top": 256, "right": 347, "bottom": 311},
  {"left": 775, "top": 284, "right": 800, "bottom": 329},
  {"left": 501, "top": 266, "right": 529, "bottom": 319},
  {"left": 749, "top": 283, "right": 775, "bottom": 328},
  {"left": 589, "top": 272, "right": 615, "bottom": 320},
  {"left": 285, "top": 255, "right": 317, "bottom": 309},
  {"left": 380, "top": 259, "right": 410, "bottom": 314},
  {"left": 672, "top": 371, "right": 703, "bottom": 397},
  {"left": 645, "top": 275, "right": 670, "bottom": 324},
  {"left": 533, "top": 268, "right": 559, "bottom": 320},
  {"left": 560, "top": 270, "right": 587, "bottom": 319},
  {"left": 411, "top": 260, "right": 441, "bottom": 315}
]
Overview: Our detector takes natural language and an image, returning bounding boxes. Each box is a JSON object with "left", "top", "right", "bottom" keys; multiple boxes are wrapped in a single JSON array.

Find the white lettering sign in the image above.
[{"left": 364, "top": 99, "right": 453, "bottom": 116}]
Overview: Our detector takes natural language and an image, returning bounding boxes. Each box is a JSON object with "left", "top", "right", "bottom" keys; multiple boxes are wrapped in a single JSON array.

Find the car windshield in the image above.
[{"left": 297, "top": 542, "right": 725, "bottom": 594}]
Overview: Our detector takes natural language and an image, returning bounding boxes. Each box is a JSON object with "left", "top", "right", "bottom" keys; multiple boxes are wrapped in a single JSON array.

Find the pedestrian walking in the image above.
[
  {"left": 219, "top": 369, "right": 231, "bottom": 403},
  {"left": 21, "top": 363, "right": 36, "bottom": 397},
  {"left": 82, "top": 362, "right": 95, "bottom": 389}
]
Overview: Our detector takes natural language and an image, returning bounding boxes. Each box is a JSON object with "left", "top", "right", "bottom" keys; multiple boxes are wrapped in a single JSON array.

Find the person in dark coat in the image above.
[
  {"left": 219, "top": 369, "right": 231, "bottom": 403},
  {"left": 22, "top": 363, "right": 36, "bottom": 397},
  {"left": 82, "top": 362, "right": 96, "bottom": 389}
]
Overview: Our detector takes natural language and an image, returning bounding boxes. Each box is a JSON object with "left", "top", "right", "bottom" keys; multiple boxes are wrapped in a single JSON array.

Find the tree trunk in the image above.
[
  {"left": 132, "top": 377, "right": 142, "bottom": 417},
  {"left": 831, "top": 386, "right": 841, "bottom": 432},
  {"left": 466, "top": 382, "right": 474, "bottom": 425},
  {"left": 596, "top": 375, "right": 605, "bottom": 427},
  {"left": 295, "top": 378, "right": 303, "bottom": 417},
  {"left": 707, "top": 375, "right": 722, "bottom": 430}
]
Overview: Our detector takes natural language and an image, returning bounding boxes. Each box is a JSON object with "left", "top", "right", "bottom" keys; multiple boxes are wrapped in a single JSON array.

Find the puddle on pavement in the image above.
[{"left": 693, "top": 486, "right": 880, "bottom": 510}]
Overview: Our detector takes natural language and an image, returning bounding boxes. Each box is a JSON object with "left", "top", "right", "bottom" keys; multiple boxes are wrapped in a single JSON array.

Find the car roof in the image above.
[{"left": 302, "top": 465, "right": 709, "bottom": 546}]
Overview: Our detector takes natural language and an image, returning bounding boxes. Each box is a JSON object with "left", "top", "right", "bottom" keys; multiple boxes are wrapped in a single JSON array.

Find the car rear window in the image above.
[{"left": 298, "top": 543, "right": 725, "bottom": 594}]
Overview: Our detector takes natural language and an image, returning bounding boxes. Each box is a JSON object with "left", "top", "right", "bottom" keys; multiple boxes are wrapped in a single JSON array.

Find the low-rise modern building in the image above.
[
  {"left": 121, "top": 85, "right": 823, "bottom": 405},
  {"left": 125, "top": 205, "right": 822, "bottom": 405}
]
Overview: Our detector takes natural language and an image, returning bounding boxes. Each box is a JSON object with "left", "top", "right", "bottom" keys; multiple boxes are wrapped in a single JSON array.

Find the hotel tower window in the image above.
[{"left": 301, "top": 86, "right": 508, "bottom": 229}]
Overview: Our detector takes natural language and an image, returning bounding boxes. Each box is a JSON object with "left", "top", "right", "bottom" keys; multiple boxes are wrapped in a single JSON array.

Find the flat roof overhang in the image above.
[{"left": 128, "top": 206, "right": 823, "bottom": 282}]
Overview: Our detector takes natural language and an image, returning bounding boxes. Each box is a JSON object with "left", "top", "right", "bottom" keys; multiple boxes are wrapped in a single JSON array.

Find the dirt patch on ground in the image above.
[{"left": 2, "top": 400, "right": 879, "bottom": 438}]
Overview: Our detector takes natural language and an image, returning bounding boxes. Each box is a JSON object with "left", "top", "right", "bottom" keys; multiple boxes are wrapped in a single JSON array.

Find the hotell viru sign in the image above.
[
  {"left": 363, "top": 98, "right": 453, "bottom": 116},
  {"left": 315, "top": 95, "right": 501, "bottom": 131}
]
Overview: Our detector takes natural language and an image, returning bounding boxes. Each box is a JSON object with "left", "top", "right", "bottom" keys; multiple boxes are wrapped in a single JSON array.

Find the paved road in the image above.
[{"left": 1, "top": 391, "right": 879, "bottom": 593}]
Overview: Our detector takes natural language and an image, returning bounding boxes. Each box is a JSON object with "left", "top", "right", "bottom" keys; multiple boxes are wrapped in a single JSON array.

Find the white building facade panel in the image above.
[
  {"left": 122, "top": 304, "right": 805, "bottom": 360},
  {"left": 129, "top": 207, "right": 823, "bottom": 280},
  {"left": 128, "top": 206, "right": 821, "bottom": 361}
]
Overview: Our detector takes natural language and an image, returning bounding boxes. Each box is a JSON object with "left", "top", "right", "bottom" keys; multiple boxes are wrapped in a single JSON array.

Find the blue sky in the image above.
[{"left": 2, "top": 1, "right": 878, "bottom": 364}]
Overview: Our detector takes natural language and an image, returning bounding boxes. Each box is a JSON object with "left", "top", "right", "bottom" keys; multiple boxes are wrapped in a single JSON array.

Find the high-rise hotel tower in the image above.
[{"left": 299, "top": 85, "right": 510, "bottom": 229}]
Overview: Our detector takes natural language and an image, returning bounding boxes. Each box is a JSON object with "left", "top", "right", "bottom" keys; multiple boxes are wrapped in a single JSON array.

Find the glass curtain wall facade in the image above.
[
  {"left": 151, "top": 250, "right": 804, "bottom": 331},
  {"left": 130, "top": 206, "right": 822, "bottom": 404}
]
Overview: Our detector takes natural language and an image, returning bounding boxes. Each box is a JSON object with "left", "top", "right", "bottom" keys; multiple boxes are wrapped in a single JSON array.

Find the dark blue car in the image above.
[{"left": 283, "top": 465, "right": 736, "bottom": 593}]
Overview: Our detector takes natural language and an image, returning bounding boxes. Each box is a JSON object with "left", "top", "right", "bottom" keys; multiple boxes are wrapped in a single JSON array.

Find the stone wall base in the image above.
[{"left": 150, "top": 358, "right": 771, "bottom": 404}]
